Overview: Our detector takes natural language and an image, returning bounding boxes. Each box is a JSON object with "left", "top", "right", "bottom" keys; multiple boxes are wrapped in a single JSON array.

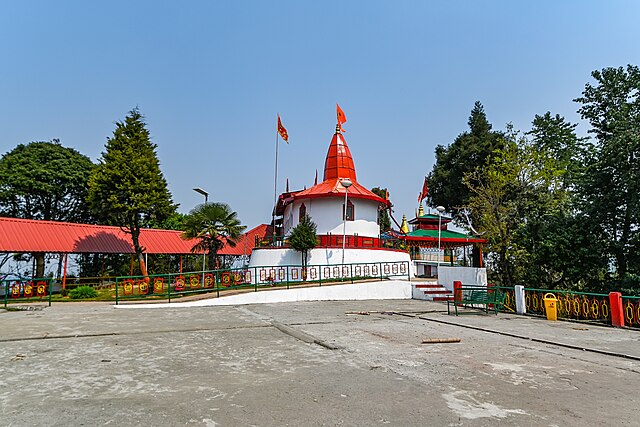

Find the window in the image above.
[
  {"left": 343, "top": 200, "right": 354, "bottom": 221},
  {"left": 299, "top": 203, "right": 307, "bottom": 222}
]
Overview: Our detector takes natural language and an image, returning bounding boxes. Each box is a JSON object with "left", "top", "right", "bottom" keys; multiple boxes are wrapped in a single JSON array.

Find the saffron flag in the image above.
[
  {"left": 336, "top": 103, "right": 347, "bottom": 131},
  {"left": 277, "top": 115, "right": 289, "bottom": 143},
  {"left": 418, "top": 177, "right": 429, "bottom": 203}
]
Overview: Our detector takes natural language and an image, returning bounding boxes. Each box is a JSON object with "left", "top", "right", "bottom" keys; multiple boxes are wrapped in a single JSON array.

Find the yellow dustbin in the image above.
[{"left": 543, "top": 293, "right": 558, "bottom": 321}]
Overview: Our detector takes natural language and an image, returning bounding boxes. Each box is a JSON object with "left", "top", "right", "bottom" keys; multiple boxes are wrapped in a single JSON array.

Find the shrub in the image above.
[{"left": 69, "top": 285, "right": 98, "bottom": 299}]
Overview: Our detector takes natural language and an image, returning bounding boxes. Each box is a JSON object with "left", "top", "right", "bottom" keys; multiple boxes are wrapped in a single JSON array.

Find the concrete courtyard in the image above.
[{"left": 1, "top": 296, "right": 639, "bottom": 426}]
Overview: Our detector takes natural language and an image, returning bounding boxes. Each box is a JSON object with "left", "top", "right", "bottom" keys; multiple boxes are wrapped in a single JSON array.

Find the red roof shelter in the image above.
[{"left": 0, "top": 216, "right": 266, "bottom": 256}]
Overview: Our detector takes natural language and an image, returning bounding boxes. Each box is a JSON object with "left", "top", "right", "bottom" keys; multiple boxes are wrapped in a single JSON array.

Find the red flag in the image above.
[
  {"left": 336, "top": 103, "right": 347, "bottom": 131},
  {"left": 277, "top": 115, "right": 289, "bottom": 143},
  {"left": 418, "top": 177, "right": 429, "bottom": 202}
]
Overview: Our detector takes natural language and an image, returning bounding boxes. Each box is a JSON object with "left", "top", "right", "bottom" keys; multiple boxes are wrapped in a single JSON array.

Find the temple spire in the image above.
[{"left": 323, "top": 126, "right": 357, "bottom": 181}]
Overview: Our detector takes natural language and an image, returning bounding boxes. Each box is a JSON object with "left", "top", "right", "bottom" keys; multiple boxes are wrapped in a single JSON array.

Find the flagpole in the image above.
[{"left": 273, "top": 119, "right": 279, "bottom": 242}]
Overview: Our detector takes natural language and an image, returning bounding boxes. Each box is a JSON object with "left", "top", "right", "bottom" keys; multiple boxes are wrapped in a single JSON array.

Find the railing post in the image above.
[
  {"left": 254, "top": 267, "right": 258, "bottom": 292},
  {"left": 515, "top": 285, "right": 526, "bottom": 314},
  {"left": 379, "top": 262, "right": 383, "bottom": 280},
  {"left": 167, "top": 273, "right": 172, "bottom": 303},
  {"left": 115, "top": 277, "right": 119, "bottom": 305},
  {"left": 453, "top": 281, "right": 462, "bottom": 306},
  {"left": 609, "top": 292, "right": 624, "bottom": 327},
  {"left": 216, "top": 268, "right": 220, "bottom": 298},
  {"left": 407, "top": 261, "right": 411, "bottom": 281},
  {"left": 350, "top": 264, "right": 354, "bottom": 284},
  {"left": 286, "top": 267, "right": 290, "bottom": 289},
  {"left": 3, "top": 279, "right": 7, "bottom": 308},
  {"left": 48, "top": 278, "right": 52, "bottom": 307}
]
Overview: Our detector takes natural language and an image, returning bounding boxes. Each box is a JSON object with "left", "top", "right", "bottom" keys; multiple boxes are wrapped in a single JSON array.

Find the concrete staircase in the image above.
[{"left": 412, "top": 281, "right": 453, "bottom": 301}]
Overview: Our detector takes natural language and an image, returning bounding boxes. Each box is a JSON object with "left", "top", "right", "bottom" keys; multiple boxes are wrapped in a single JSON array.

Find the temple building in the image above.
[
  {"left": 248, "top": 123, "right": 412, "bottom": 272},
  {"left": 399, "top": 205, "right": 486, "bottom": 277}
]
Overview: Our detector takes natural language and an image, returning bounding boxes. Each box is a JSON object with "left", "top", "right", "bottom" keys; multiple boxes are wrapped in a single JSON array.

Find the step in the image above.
[
  {"left": 414, "top": 284, "right": 443, "bottom": 289},
  {"left": 423, "top": 289, "right": 450, "bottom": 294}
]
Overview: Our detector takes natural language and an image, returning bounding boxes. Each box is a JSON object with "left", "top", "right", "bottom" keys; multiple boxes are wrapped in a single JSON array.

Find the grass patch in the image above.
[{"left": 70, "top": 285, "right": 98, "bottom": 299}]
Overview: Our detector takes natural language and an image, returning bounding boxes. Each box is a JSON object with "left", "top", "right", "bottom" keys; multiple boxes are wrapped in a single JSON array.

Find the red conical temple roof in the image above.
[
  {"left": 323, "top": 126, "right": 357, "bottom": 181},
  {"left": 274, "top": 124, "right": 391, "bottom": 215}
]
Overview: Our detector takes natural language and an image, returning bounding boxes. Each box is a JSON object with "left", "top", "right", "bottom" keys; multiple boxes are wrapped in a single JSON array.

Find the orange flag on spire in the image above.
[
  {"left": 336, "top": 103, "right": 347, "bottom": 131},
  {"left": 277, "top": 115, "right": 289, "bottom": 143},
  {"left": 418, "top": 177, "right": 429, "bottom": 203}
]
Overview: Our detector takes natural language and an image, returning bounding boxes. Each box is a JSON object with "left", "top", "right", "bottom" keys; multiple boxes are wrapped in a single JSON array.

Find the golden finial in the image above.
[
  {"left": 401, "top": 214, "right": 410, "bottom": 234},
  {"left": 418, "top": 204, "right": 425, "bottom": 217}
]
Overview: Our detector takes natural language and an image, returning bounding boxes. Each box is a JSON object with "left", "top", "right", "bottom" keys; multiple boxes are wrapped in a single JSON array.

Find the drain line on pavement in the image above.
[{"left": 392, "top": 312, "right": 640, "bottom": 362}]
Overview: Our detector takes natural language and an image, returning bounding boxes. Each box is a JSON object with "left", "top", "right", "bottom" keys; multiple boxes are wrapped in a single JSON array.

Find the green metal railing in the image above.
[
  {"left": 114, "top": 260, "right": 411, "bottom": 304},
  {"left": 493, "top": 286, "right": 613, "bottom": 325},
  {"left": 2, "top": 277, "right": 54, "bottom": 307}
]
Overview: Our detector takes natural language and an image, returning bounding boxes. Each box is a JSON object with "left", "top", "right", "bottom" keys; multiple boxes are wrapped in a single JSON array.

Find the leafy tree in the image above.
[
  {"left": 288, "top": 213, "right": 317, "bottom": 271},
  {"left": 574, "top": 65, "right": 640, "bottom": 287},
  {"left": 181, "top": 203, "right": 246, "bottom": 270},
  {"left": 149, "top": 212, "right": 187, "bottom": 231},
  {"left": 371, "top": 187, "right": 391, "bottom": 231},
  {"left": 88, "top": 108, "right": 176, "bottom": 277},
  {"left": 464, "top": 126, "right": 569, "bottom": 287},
  {"left": 0, "top": 140, "right": 94, "bottom": 276}
]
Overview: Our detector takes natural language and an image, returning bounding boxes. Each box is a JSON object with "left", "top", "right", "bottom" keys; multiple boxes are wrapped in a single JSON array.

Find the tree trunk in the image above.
[
  {"left": 34, "top": 253, "right": 45, "bottom": 278},
  {"left": 130, "top": 224, "right": 148, "bottom": 278},
  {"left": 472, "top": 246, "right": 482, "bottom": 268}
]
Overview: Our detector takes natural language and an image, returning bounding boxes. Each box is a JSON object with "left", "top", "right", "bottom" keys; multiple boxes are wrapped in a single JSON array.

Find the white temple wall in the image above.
[{"left": 283, "top": 197, "right": 380, "bottom": 238}]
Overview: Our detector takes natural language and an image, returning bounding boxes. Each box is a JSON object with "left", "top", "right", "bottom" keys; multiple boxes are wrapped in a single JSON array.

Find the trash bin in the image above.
[{"left": 543, "top": 293, "right": 558, "bottom": 321}]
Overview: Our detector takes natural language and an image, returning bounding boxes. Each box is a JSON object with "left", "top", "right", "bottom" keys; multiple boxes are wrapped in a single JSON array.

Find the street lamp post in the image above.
[
  {"left": 193, "top": 187, "right": 209, "bottom": 204},
  {"left": 436, "top": 205, "right": 445, "bottom": 277},
  {"left": 340, "top": 178, "right": 353, "bottom": 266}
]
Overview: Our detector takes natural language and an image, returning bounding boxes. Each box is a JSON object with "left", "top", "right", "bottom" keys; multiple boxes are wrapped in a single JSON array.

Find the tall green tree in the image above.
[
  {"left": 88, "top": 108, "right": 176, "bottom": 277},
  {"left": 288, "top": 213, "right": 317, "bottom": 271},
  {"left": 574, "top": 65, "right": 640, "bottom": 286},
  {"left": 428, "top": 101, "right": 505, "bottom": 225},
  {"left": 181, "top": 203, "right": 246, "bottom": 270},
  {"left": 0, "top": 140, "right": 94, "bottom": 276},
  {"left": 371, "top": 187, "right": 391, "bottom": 231},
  {"left": 527, "top": 112, "right": 588, "bottom": 187}
]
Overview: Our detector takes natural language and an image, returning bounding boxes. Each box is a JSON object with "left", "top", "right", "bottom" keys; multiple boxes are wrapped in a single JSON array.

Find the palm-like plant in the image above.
[{"left": 181, "top": 203, "right": 246, "bottom": 269}]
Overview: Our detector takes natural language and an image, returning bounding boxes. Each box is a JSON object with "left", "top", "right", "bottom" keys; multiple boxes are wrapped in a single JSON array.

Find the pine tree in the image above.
[{"left": 88, "top": 108, "right": 176, "bottom": 277}]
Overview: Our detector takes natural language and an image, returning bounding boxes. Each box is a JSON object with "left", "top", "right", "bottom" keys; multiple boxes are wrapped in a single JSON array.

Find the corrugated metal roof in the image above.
[
  {"left": 0, "top": 217, "right": 191, "bottom": 254},
  {"left": 218, "top": 224, "right": 270, "bottom": 256},
  {"left": 0, "top": 216, "right": 266, "bottom": 256}
]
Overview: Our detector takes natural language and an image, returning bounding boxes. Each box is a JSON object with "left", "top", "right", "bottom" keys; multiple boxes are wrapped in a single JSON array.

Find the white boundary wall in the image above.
[
  {"left": 438, "top": 266, "right": 487, "bottom": 291},
  {"left": 116, "top": 280, "right": 412, "bottom": 308}
]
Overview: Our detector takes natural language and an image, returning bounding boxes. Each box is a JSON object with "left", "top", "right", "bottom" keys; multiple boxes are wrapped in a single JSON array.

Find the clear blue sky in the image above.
[{"left": 1, "top": 1, "right": 639, "bottom": 229}]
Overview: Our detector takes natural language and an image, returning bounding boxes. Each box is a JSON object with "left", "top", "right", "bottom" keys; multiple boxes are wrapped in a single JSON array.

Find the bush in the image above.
[{"left": 69, "top": 285, "right": 98, "bottom": 299}]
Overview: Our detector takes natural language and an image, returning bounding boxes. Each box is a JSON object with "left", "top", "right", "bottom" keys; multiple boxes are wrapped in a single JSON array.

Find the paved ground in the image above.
[{"left": 1, "top": 298, "right": 639, "bottom": 426}]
